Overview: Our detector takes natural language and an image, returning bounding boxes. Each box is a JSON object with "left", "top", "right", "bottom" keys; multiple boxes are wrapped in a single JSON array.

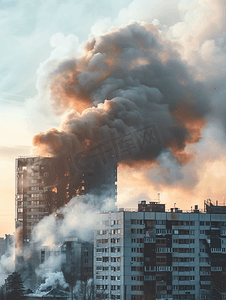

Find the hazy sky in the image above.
[{"left": 1, "top": 0, "right": 226, "bottom": 237}]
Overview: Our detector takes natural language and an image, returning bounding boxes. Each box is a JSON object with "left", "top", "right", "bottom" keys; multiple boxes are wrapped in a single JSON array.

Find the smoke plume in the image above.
[
  {"left": 0, "top": 243, "right": 15, "bottom": 286},
  {"left": 39, "top": 272, "right": 69, "bottom": 291},
  {"left": 32, "top": 22, "right": 209, "bottom": 167}
]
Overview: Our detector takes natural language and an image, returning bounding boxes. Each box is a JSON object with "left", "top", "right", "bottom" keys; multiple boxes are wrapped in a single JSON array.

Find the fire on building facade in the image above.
[{"left": 15, "top": 156, "right": 117, "bottom": 247}]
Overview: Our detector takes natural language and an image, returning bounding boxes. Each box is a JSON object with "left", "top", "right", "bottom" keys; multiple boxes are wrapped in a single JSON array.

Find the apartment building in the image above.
[
  {"left": 15, "top": 156, "right": 117, "bottom": 247},
  {"left": 20, "top": 238, "right": 93, "bottom": 290},
  {"left": 15, "top": 155, "right": 116, "bottom": 290},
  {"left": 94, "top": 200, "right": 226, "bottom": 300}
]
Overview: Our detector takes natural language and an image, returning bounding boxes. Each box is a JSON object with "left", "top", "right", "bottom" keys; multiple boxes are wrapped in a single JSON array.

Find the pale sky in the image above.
[{"left": 1, "top": 0, "right": 226, "bottom": 237}]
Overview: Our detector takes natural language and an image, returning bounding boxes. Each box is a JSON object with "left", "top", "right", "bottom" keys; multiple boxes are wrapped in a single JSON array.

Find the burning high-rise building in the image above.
[
  {"left": 15, "top": 155, "right": 116, "bottom": 289},
  {"left": 15, "top": 155, "right": 117, "bottom": 247}
]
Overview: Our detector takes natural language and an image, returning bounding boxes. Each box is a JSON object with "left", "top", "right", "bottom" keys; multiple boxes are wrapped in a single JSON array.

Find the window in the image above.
[
  {"left": 99, "top": 230, "right": 108, "bottom": 235},
  {"left": 156, "top": 220, "right": 166, "bottom": 225},
  {"left": 111, "top": 257, "right": 120, "bottom": 262},
  {"left": 111, "top": 229, "right": 120, "bottom": 234},
  {"left": 103, "top": 257, "right": 109, "bottom": 262}
]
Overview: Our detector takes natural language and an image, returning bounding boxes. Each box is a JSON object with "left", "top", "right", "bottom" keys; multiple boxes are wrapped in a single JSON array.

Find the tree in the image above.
[
  {"left": 0, "top": 285, "right": 5, "bottom": 300},
  {"left": 5, "top": 272, "right": 25, "bottom": 300},
  {"left": 62, "top": 263, "right": 77, "bottom": 300}
]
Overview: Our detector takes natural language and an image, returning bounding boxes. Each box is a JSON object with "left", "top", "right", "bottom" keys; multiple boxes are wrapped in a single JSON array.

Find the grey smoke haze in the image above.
[
  {"left": 39, "top": 272, "right": 69, "bottom": 291},
  {"left": 31, "top": 194, "right": 115, "bottom": 247},
  {"left": 0, "top": 243, "right": 15, "bottom": 286},
  {"left": 33, "top": 22, "right": 210, "bottom": 167}
]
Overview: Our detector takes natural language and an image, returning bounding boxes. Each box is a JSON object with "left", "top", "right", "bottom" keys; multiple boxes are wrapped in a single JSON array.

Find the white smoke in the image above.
[
  {"left": 32, "top": 194, "right": 115, "bottom": 247},
  {"left": 0, "top": 242, "right": 15, "bottom": 286},
  {"left": 39, "top": 271, "right": 69, "bottom": 291},
  {"left": 35, "top": 250, "right": 63, "bottom": 279}
]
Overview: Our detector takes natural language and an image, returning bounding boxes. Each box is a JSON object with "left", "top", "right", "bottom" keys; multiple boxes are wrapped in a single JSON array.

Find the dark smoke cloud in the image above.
[{"left": 32, "top": 23, "right": 210, "bottom": 165}]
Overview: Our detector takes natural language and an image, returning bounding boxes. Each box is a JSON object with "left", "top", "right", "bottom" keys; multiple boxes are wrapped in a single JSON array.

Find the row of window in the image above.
[
  {"left": 173, "top": 276, "right": 195, "bottom": 281},
  {"left": 154, "top": 229, "right": 195, "bottom": 235},
  {"left": 199, "top": 257, "right": 210, "bottom": 263},
  {"left": 144, "top": 266, "right": 173, "bottom": 271},
  {"left": 97, "top": 239, "right": 109, "bottom": 244},
  {"left": 96, "top": 257, "right": 121, "bottom": 262},
  {"left": 171, "top": 221, "right": 195, "bottom": 226},
  {"left": 131, "top": 276, "right": 144, "bottom": 281},
  {"left": 173, "top": 239, "right": 195, "bottom": 244},
  {"left": 101, "top": 220, "right": 121, "bottom": 226},
  {"left": 30, "top": 194, "right": 47, "bottom": 199},
  {"left": 144, "top": 266, "right": 196, "bottom": 272},
  {"left": 96, "top": 247, "right": 121, "bottom": 253},
  {"left": 131, "top": 219, "right": 144, "bottom": 225},
  {"left": 96, "top": 266, "right": 120, "bottom": 271},
  {"left": 131, "top": 229, "right": 144, "bottom": 234},
  {"left": 200, "top": 276, "right": 211, "bottom": 281},
  {"left": 98, "top": 229, "right": 121, "bottom": 235},
  {"left": 131, "top": 247, "right": 144, "bottom": 253},
  {"left": 155, "top": 247, "right": 172, "bottom": 253},
  {"left": 28, "top": 215, "right": 43, "bottom": 219},
  {"left": 131, "top": 257, "right": 144, "bottom": 262},
  {"left": 172, "top": 257, "right": 195, "bottom": 262},
  {"left": 96, "top": 276, "right": 120, "bottom": 281},
  {"left": 111, "top": 238, "right": 121, "bottom": 243},
  {"left": 173, "top": 285, "right": 195, "bottom": 290},
  {"left": 27, "top": 208, "right": 48, "bottom": 213},
  {"left": 173, "top": 266, "right": 195, "bottom": 272},
  {"left": 131, "top": 285, "right": 144, "bottom": 291},
  {"left": 131, "top": 238, "right": 144, "bottom": 243},
  {"left": 131, "top": 266, "right": 144, "bottom": 272},
  {"left": 96, "top": 285, "right": 120, "bottom": 291},
  {"left": 96, "top": 248, "right": 108, "bottom": 253},
  {"left": 132, "top": 220, "right": 196, "bottom": 226},
  {"left": 173, "top": 248, "right": 195, "bottom": 253}
]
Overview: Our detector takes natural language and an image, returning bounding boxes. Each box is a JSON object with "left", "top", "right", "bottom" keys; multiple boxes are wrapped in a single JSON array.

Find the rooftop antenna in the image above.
[
  {"left": 224, "top": 196, "right": 225, "bottom": 206},
  {"left": 158, "top": 193, "right": 160, "bottom": 203}
]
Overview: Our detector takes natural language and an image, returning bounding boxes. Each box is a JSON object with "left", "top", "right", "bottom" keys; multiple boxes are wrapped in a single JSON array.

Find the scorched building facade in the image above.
[
  {"left": 94, "top": 200, "right": 226, "bottom": 300},
  {"left": 15, "top": 155, "right": 117, "bottom": 247},
  {"left": 15, "top": 155, "right": 117, "bottom": 289}
]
